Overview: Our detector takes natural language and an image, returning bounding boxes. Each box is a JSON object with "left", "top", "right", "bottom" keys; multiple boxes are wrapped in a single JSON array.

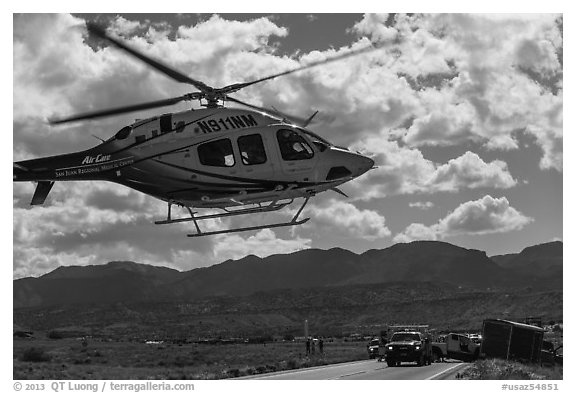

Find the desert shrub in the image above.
[
  {"left": 286, "top": 359, "right": 298, "bottom": 369},
  {"left": 277, "top": 360, "right": 288, "bottom": 370},
  {"left": 463, "top": 359, "right": 563, "bottom": 380},
  {"left": 20, "top": 347, "right": 51, "bottom": 362},
  {"left": 227, "top": 368, "right": 240, "bottom": 378},
  {"left": 173, "top": 356, "right": 192, "bottom": 367}
]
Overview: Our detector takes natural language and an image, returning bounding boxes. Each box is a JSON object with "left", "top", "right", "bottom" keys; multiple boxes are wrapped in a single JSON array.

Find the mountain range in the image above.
[{"left": 14, "top": 240, "right": 562, "bottom": 309}]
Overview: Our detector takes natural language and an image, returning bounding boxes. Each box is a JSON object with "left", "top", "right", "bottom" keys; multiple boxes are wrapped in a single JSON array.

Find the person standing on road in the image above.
[
  {"left": 306, "top": 338, "right": 311, "bottom": 355},
  {"left": 312, "top": 338, "right": 316, "bottom": 354}
]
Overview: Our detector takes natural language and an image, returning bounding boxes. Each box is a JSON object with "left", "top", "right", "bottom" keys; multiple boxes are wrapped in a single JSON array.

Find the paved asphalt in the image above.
[{"left": 239, "top": 359, "right": 469, "bottom": 380}]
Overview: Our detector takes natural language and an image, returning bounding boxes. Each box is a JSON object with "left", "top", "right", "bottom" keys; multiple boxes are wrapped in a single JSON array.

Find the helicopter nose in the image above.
[
  {"left": 358, "top": 155, "right": 375, "bottom": 175},
  {"left": 351, "top": 155, "right": 374, "bottom": 178},
  {"left": 324, "top": 150, "right": 374, "bottom": 181}
]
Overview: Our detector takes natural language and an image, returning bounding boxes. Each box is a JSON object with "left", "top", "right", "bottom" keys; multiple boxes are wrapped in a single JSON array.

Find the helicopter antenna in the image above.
[
  {"left": 331, "top": 187, "right": 349, "bottom": 198},
  {"left": 91, "top": 134, "right": 106, "bottom": 143},
  {"left": 302, "top": 111, "right": 319, "bottom": 128}
]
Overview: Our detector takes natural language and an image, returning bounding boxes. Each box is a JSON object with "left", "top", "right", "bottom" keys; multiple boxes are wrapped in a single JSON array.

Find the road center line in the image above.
[
  {"left": 242, "top": 360, "right": 371, "bottom": 379},
  {"left": 329, "top": 371, "right": 367, "bottom": 380}
]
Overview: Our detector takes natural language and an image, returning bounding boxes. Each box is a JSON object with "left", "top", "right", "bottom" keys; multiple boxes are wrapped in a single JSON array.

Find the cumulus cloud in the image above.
[
  {"left": 394, "top": 195, "right": 533, "bottom": 242},
  {"left": 351, "top": 137, "right": 517, "bottom": 200},
  {"left": 437, "top": 195, "right": 533, "bottom": 236},
  {"left": 110, "top": 16, "right": 146, "bottom": 35},
  {"left": 409, "top": 201, "right": 434, "bottom": 210},
  {"left": 393, "top": 223, "right": 439, "bottom": 243},
  {"left": 352, "top": 13, "right": 397, "bottom": 42},
  {"left": 429, "top": 151, "right": 517, "bottom": 191},
  {"left": 349, "top": 13, "right": 562, "bottom": 171},
  {"left": 13, "top": 180, "right": 219, "bottom": 278},
  {"left": 307, "top": 200, "right": 391, "bottom": 240},
  {"left": 212, "top": 229, "right": 311, "bottom": 262}
]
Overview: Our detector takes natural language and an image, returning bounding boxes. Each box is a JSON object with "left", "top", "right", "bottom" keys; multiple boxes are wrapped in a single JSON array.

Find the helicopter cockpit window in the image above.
[
  {"left": 298, "top": 128, "right": 331, "bottom": 152},
  {"left": 238, "top": 134, "right": 267, "bottom": 165},
  {"left": 276, "top": 129, "right": 314, "bottom": 161},
  {"left": 198, "top": 139, "right": 235, "bottom": 167},
  {"left": 115, "top": 126, "right": 132, "bottom": 140}
]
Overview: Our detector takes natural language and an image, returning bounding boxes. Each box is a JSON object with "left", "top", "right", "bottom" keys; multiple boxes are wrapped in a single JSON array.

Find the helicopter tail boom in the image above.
[{"left": 14, "top": 148, "right": 121, "bottom": 205}]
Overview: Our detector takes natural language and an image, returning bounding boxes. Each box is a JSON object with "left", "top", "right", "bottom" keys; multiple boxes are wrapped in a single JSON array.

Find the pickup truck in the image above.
[
  {"left": 431, "top": 333, "right": 480, "bottom": 362},
  {"left": 367, "top": 338, "right": 381, "bottom": 359},
  {"left": 384, "top": 331, "right": 432, "bottom": 367}
]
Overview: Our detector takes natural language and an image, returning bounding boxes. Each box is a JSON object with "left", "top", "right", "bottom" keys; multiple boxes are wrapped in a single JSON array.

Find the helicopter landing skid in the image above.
[
  {"left": 187, "top": 216, "right": 310, "bottom": 237},
  {"left": 154, "top": 197, "right": 310, "bottom": 237}
]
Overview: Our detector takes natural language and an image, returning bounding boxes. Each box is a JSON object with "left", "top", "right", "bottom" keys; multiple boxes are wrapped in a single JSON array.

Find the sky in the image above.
[{"left": 12, "top": 13, "right": 564, "bottom": 278}]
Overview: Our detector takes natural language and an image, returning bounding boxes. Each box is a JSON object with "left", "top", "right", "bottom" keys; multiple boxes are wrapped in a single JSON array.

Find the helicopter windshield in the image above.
[{"left": 297, "top": 128, "right": 332, "bottom": 152}]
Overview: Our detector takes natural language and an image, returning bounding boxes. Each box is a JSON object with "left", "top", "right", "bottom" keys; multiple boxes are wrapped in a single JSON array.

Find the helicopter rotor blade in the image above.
[
  {"left": 86, "top": 22, "right": 213, "bottom": 93},
  {"left": 219, "top": 43, "right": 384, "bottom": 95},
  {"left": 226, "top": 96, "right": 309, "bottom": 126},
  {"left": 49, "top": 93, "right": 199, "bottom": 124},
  {"left": 51, "top": 26, "right": 394, "bottom": 126}
]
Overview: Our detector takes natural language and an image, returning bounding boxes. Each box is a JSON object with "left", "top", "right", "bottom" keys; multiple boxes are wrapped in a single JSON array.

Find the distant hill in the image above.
[
  {"left": 490, "top": 241, "right": 562, "bottom": 288},
  {"left": 14, "top": 241, "right": 562, "bottom": 309},
  {"left": 13, "top": 262, "right": 181, "bottom": 308},
  {"left": 353, "top": 242, "right": 506, "bottom": 288},
  {"left": 491, "top": 241, "right": 562, "bottom": 273},
  {"left": 43, "top": 260, "right": 181, "bottom": 282}
]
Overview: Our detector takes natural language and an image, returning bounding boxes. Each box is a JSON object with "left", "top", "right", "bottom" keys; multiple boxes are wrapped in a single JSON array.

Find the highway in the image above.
[{"left": 239, "top": 359, "right": 468, "bottom": 380}]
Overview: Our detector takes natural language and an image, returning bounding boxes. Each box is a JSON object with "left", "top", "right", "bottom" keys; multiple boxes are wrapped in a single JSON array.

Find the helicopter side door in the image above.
[
  {"left": 274, "top": 128, "right": 318, "bottom": 180},
  {"left": 232, "top": 131, "right": 276, "bottom": 181},
  {"left": 195, "top": 137, "right": 240, "bottom": 178}
]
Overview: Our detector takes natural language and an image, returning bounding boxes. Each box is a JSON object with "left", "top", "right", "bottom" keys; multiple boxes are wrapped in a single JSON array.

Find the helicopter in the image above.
[{"left": 13, "top": 22, "right": 377, "bottom": 237}]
